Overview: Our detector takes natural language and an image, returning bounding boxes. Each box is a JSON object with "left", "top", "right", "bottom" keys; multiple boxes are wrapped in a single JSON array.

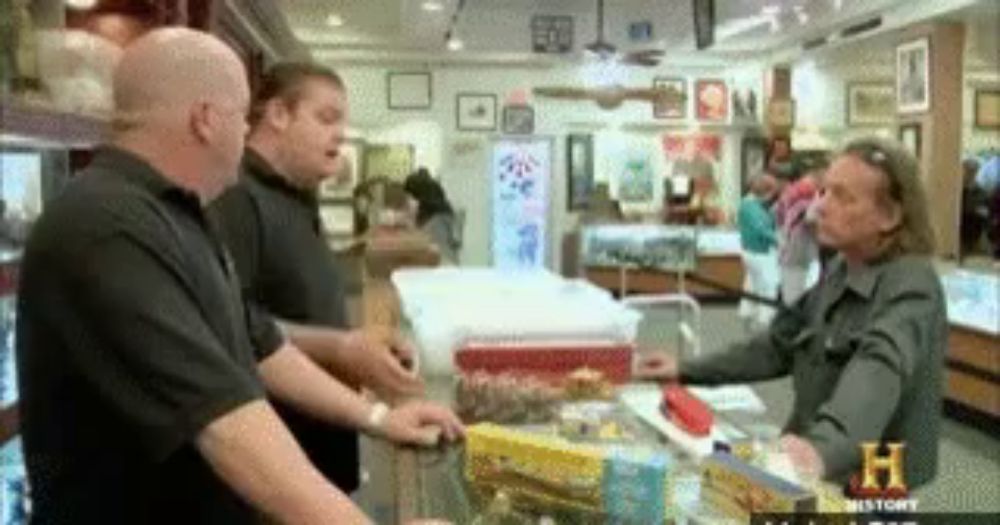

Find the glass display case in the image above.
[
  {"left": 0, "top": 145, "right": 71, "bottom": 525},
  {"left": 579, "top": 224, "right": 744, "bottom": 298}
]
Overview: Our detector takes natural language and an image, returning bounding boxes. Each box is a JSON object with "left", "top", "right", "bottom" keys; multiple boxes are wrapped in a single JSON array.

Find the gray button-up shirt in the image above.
[{"left": 681, "top": 254, "right": 948, "bottom": 489}]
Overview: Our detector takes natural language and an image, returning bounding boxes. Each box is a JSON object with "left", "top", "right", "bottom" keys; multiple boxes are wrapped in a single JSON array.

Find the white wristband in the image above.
[{"left": 366, "top": 402, "right": 390, "bottom": 433}]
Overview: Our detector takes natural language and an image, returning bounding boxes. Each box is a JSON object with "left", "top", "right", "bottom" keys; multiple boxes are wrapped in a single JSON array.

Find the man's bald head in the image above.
[
  {"left": 110, "top": 28, "right": 251, "bottom": 203},
  {"left": 113, "top": 28, "right": 248, "bottom": 131}
]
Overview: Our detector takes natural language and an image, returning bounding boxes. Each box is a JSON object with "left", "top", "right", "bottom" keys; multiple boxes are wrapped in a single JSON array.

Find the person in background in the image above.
[
  {"left": 403, "top": 168, "right": 461, "bottom": 264},
  {"left": 959, "top": 157, "right": 988, "bottom": 258},
  {"left": 210, "top": 62, "right": 434, "bottom": 498},
  {"left": 775, "top": 155, "right": 826, "bottom": 306},
  {"left": 736, "top": 172, "right": 780, "bottom": 332},
  {"left": 17, "top": 29, "right": 458, "bottom": 525},
  {"left": 638, "top": 137, "right": 947, "bottom": 492}
]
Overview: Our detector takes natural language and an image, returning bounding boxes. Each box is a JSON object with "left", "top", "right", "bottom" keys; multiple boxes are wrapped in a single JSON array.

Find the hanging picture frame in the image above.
[
  {"left": 566, "top": 134, "right": 594, "bottom": 211},
  {"left": 502, "top": 105, "right": 535, "bottom": 134},
  {"left": 695, "top": 79, "right": 728, "bottom": 122},
  {"left": 387, "top": 72, "right": 432, "bottom": 110},
  {"left": 896, "top": 37, "right": 930, "bottom": 114},
  {"left": 740, "top": 135, "right": 768, "bottom": 193},
  {"left": 846, "top": 83, "right": 895, "bottom": 126},
  {"left": 653, "top": 77, "right": 688, "bottom": 120},
  {"left": 456, "top": 93, "right": 497, "bottom": 131},
  {"left": 974, "top": 89, "right": 1000, "bottom": 129}
]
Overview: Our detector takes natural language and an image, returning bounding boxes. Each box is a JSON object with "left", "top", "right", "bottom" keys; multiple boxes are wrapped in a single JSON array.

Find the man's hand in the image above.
[
  {"left": 634, "top": 350, "right": 679, "bottom": 381},
  {"left": 373, "top": 400, "right": 464, "bottom": 447},
  {"left": 779, "top": 434, "right": 826, "bottom": 481},
  {"left": 342, "top": 328, "right": 424, "bottom": 401}
]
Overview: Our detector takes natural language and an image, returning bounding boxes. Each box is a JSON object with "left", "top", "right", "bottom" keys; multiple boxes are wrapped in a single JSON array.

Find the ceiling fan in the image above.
[
  {"left": 585, "top": 0, "right": 664, "bottom": 67},
  {"left": 533, "top": 85, "right": 676, "bottom": 110}
]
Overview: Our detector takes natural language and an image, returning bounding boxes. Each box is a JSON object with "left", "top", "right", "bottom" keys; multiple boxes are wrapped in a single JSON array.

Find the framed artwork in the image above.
[
  {"left": 503, "top": 105, "right": 535, "bottom": 134},
  {"left": 566, "top": 134, "right": 594, "bottom": 211},
  {"left": 767, "top": 99, "right": 795, "bottom": 128},
  {"left": 974, "top": 89, "right": 1000, "bottom": 129},
  {"left": 618, "top": 154, "right": 654, "bottom": 203},
  {"left": 653, "top": 77, "right": 687, "bottom": 119},
  {"left": 732, "top": 88, "right": 759, "bottom": 121},
  {"left": 693, "top": 0, "right": 716, "bottom": 50},
  {"left": 847, "top": 83, "right": 895, "bottom": 126},
  {"left": 531, "top": 15, "right": 573, "bottom": 53},
  {"left": 740, "top": 136, "right": 768, "bottom": 193},
  {"left": 318, "top": 139, "right": 363, "bottom": 200},
  {"left": 456, "top": 93, "right": 497, "bottom": 131},
  {"left": 695, "top": 79, "right": 728, "bottom": 122},
  {"left": 898, "top": 123, "right": 922, "bottom": 159},
  {"left": 896, "top": 37, "right": 930, "bottom": 114},
  {"left": 387, "top": 72, "right": 432, "bottom": 110},
  {"left": 363, "top": 144, "right": 414, "bottom": 182}
]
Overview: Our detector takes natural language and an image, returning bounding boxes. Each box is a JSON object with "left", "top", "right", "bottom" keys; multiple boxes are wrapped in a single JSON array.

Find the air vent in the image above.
[
  {"left": 803, "top": 37, "right": 828, "bottom": 50},
  {"left": 840, "top": 17, "right": 883, "bottom": 39}
]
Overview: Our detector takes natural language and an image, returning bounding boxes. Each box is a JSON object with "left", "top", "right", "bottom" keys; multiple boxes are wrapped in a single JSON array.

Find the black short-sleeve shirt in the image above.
[
  {"left": 15, "top": 147, "right": 283, "bottom": 524},
  {"left": 210, "top": 149, "right": 357, "bottom": 491}
]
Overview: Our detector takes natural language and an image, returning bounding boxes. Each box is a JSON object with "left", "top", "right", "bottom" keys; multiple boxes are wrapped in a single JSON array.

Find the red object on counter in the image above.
[
  {"left": 661, "top": 384, "right": 713, "bottom": 436},
  {"left": 454, "top": 342, "right": 634, "bottom": 383}
]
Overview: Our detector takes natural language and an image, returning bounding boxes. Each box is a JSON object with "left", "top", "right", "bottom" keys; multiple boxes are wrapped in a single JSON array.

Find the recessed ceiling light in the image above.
[
  {"left": 65, "top": 0, "right": 99, "bottom": 10},
  {"left": 422, "top": 1, "right": 444, "bottom": 12},
  {"left": 326, "top": 13, "right": 344, "bottom": 27},
  {"left": 447, "top": 37, "right": 464, "bottom": 51}
]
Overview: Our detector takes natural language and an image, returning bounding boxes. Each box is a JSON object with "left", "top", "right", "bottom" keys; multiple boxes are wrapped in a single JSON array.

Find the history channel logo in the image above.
[{"left": 846, "top": 442, "right": 918, "bottom": 514}]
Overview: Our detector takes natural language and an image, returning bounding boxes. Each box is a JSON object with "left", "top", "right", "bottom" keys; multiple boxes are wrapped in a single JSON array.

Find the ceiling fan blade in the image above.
[{"left": 533, "top": 87, "right": 589, "bottom": 99}]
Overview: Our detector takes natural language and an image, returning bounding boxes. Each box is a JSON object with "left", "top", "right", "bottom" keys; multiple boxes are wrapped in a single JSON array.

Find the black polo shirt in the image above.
[
  {"left": 16, "top": 147, "right": 283, "bottom": 524},
  {"left": 210, "top": 149, "right": 357, "bottom": 491}
]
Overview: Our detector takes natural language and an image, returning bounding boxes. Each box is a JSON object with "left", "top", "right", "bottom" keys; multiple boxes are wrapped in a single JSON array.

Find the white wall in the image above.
[
  {"left": 333, "top": 61, "right": 767, "bottom": 268},
  {"left": 789, "top": 14, "right": 1000, "bottom": 152}
]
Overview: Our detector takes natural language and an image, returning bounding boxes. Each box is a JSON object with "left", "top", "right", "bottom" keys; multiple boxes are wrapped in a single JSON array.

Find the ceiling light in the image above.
[
  {"left": 447, "top": 37, "right": 464, "bottom": 51},
  {"left": 65, "top": 0, "right": 99, "bottom": 10},
  {"left": 422, "top": 1, "right": 444, "bottom": 12},
  {"left": 761, "top": 4, "right": 782, "bottom": 16}
]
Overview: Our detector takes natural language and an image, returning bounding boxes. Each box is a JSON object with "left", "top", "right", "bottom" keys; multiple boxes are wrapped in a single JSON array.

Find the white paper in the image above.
[{"left": 688, "top": 385, "right": 766, "bottom": 414}]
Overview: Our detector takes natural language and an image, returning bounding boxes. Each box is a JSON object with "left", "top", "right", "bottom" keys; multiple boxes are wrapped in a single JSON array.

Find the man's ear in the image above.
[
  {"left": 190, "top": 101, "right": 214, "bottom": 144},
  {"left": 263, "top": 98, "right": 292, "bottom": 131},
  {"left": 878, "top": 200, "right": 903, "bottom": 234}
]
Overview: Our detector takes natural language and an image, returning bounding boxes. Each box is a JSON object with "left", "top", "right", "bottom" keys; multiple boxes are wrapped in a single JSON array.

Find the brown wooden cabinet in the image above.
[{"left": 946, "top": 325, "right": 1000, "bottom": 419}]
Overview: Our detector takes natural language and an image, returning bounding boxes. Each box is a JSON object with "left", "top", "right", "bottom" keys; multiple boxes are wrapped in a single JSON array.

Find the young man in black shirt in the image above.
[
  {"left": 211, "top": 62, "right": 427, "bottom": 494},
  {"left": 17, "top": 28, "right": 460, "bottom": 525}
]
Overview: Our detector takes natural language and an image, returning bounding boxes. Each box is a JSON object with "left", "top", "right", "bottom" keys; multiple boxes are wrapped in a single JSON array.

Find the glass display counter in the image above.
[
  {"left": 580, "top": 224, "right": 743, "bottom": 300},
  {"left": 367, "top": 376, "right": 842, "bottom": 525}
]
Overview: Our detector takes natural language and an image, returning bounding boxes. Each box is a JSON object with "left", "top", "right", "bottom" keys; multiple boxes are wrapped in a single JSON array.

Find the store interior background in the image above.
[{"left": 1, "top": 0, "right": 998, "bottom": 516}]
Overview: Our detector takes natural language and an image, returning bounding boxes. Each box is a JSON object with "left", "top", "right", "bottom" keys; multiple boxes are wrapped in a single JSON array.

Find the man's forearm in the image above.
[
  {"left": 258, "top": 342, "right": 373, "bottom": 432},
  {"left": 276, "top": 322, "right": 362, "bottom": 385},
  {"left": 196, "top": 399, "right": 371, "bottom": 525},
  {"left": 680, "top": 332, "right": 791, "bottom": 386}
]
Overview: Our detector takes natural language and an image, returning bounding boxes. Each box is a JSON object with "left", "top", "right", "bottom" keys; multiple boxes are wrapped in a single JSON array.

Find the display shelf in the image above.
[{"left": 0, "top": 99, "right": 108, "bottom": 148}]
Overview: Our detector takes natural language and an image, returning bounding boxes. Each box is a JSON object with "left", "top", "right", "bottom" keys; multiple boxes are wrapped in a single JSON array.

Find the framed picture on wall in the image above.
[
  {"left": 653, "top": 77, "right": 688, "bottom": 119},
  {"left": 456, "top": 93, "right": 497, "bottom": 131},
  {"left": 846, "top": 83, "right": 895, "bottom": 126},
  {"left": 387, "top": 72, "right": 432, "bottom": 110},
  {"left": 502, "top": 105, "right": 535, "bottom": 134},
  {"left": 766, "top": 99, "right": 795, "bottom": 128},
  {"left": 695, "top": 79, "right": 728, "bottom": 122},
  {"left": 566, "top": 134, "right": 594, "bottom": 211},
  {"left": 898, "top": 122, "right": 922, "bottom": 159},
  {"left": 318, "top": 139, "right": 364, "bottom": 200},
  {"left": 740, "top": 135, "right": 768, "bottom": 193},
  {"left": 974, "top": 89, "right": 1000, "bottom": 129},
  {"left": 896, "top": 37, "right": 930, "bottom": 114}
]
